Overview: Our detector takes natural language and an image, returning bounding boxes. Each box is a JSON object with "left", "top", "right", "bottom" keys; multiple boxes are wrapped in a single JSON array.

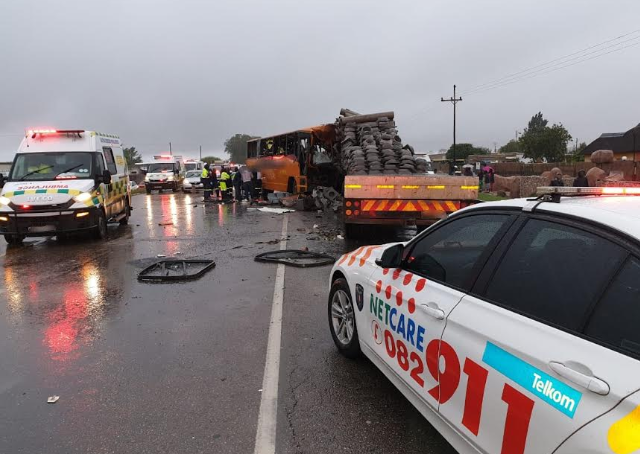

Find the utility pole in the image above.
[
  {"left": 199, "top": 145, "right": 202, "bottom": 161},
  {"left": 441, "top": 85, "right": 462, "bottom": 174},
  {"left": 169, "top": 142, "right": 172, "bottom": 155}
]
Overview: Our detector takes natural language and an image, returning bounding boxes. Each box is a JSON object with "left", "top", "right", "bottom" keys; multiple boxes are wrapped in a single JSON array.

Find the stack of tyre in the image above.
[{"left": 336, "top": 115, "right": 423, "bottom": 176}]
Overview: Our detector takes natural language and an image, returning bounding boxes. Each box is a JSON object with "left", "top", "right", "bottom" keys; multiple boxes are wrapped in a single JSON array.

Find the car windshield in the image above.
[
  {"left": 147, "top": 163, "right": 175, "bottom": 173},
  {"left": 9, "top": 152, "right": 93, "bottom": 181},
  {"left": 185, "top": 163, "right": 199, "bottom": 171},
  {"left": 186, "top": 171, "right": 200, "bottom": 178}
]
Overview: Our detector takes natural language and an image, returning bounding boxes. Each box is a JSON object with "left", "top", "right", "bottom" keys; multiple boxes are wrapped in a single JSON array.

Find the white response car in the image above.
[
  {"left": 182, "top": 170, "right": 203, "bottom": 193},
  {"left": 328, "top": 186, "right": 640, "bottom": 454}
]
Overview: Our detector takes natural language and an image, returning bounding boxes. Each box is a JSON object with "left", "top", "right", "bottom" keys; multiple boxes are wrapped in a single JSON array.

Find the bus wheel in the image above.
[{"left": 287, "top": 177, "right": 297, "bottom": 195}]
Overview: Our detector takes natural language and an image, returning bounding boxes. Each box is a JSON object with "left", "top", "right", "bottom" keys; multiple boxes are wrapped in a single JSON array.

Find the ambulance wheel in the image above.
[
  {"left": 4, "top": 234, "right": 24, "bottom": 245},
  {"left": 119, "top": 200, "right": 131, "bottom": 225},
  {"left": 92, "top": 209, "right": 108, "bottom": 240},
  {"left": 328, "top": 278, "right": 361, "bottom": 359}
]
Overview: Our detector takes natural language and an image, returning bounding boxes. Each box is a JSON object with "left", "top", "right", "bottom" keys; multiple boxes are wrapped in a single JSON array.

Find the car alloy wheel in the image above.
[{"left": 331, "top": 289, "right": 355, "bottom": 345}]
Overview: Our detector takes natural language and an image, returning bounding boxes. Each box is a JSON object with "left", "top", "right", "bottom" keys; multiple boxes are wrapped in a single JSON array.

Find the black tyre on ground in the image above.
[
  {"left": 328, "top": 278, "right": 361, "bottom": 359},
  {"left": 92, "top": 209, "right": 108, "bottom": 240},
  {"left": 119, "top": 199, "right": 131, "bottom": 225},
  {"left": 345, "top": 223, "right": 365, "bottom": 240},
  {"left": 4, "top": 234, "right": 24, "bottom": 245}
]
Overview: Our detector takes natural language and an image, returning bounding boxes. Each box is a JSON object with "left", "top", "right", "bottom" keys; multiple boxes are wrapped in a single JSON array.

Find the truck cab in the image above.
[{"left": 0, "top": 129, "right": 131, "bottom": 244}]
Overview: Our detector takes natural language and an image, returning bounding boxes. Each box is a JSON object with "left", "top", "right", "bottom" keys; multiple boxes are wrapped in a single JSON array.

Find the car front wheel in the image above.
[{"left": 328, "top": 278, "right": 361, "bottom": 358}]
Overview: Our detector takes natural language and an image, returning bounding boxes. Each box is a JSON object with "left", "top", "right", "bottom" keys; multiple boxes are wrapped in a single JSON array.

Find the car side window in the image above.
[
  {"left": 485, "top": 219, "right": 626, "bottom": 332},
  {"left": 403, "top": 214, "right": 510, "bottom": 291},
  {"left": 103, "top": 147, "right": 117, "bottom": 175},
  {"left": 584, "top": 257, "right": 640, "bottom": 358}
]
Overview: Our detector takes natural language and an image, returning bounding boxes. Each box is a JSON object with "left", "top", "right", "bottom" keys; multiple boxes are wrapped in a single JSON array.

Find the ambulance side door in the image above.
[
  {"left": 439, "top": 215, "right": 640, "bottom": 454},
  {"left": 102, "top": 147, "right": 119, "bottom": 217},
  {"left": 363, "top": 212, "right": 516, "bottom": 412}
]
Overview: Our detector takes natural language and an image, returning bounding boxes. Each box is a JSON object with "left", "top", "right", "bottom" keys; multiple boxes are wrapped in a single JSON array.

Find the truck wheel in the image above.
[
  {"left": 119, "top": 200, "right": 131, "bottom": 225},
  {"left": 146, "top": 187, "right": 152, "bottom": 194},
  {"left": 345, "top": 223, "right": 363, "bottom": 239},
  {"left": 92, "top": 209, "right": 108, "bottom": 240},
  {"left": 4, "top": 234, "right": 24, "bottom": 245}
]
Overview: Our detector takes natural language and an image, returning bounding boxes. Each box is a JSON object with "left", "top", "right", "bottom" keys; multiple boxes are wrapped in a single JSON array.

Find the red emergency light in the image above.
[{"left": 27, "top": 129, "right": 85, "bottom": 139}]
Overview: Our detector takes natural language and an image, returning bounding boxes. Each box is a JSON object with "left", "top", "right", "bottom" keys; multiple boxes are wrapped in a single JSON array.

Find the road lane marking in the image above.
[{"left": 253, "top": 215, "right": 288, "bottom": 454}]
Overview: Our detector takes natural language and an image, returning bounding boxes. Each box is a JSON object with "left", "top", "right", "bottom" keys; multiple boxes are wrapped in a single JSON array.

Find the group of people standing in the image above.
[{"left": 200, "top": 163, "right": 255, "bottom": 203}]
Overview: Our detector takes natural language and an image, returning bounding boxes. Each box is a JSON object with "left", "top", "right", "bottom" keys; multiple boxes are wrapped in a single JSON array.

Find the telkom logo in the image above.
[
  {"left": 532, "top": 373, "right": 576, "bottom": 413},
  {"left": 483, "top": 342, "right": 582, "bottom": 418}
]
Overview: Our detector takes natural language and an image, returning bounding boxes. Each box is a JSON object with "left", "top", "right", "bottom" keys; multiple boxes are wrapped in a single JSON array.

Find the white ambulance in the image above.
[{"left": 0, "top": 129, "right": 131, "bottom": 244}]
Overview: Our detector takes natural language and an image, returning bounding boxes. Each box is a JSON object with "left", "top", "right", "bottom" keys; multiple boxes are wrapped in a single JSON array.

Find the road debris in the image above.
[
  {"left": 255, "top": 250, "right": 335, "bottom": 268},
  {"left": 47, "top": 395, "right": 60, "bottom": 404},
  {"left": 257, "top": 207, "right": 294, "bottom": 214},
  {"left": 138, "top": 260, "right": 216, "bottom": 282},
  {"left": 158, "top": 221, "right": 173, "bottom": 226},
  {"left": 156, "top": 254, "right": 167, "bottom": 258}
]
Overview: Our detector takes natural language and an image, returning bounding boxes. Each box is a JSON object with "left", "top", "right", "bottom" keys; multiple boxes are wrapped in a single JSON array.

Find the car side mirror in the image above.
[
  {"left": 102, "top": 170, "right": 112, "bottom": 185},
  {"left": 375, "top": 244, "right": 404, "bottom": 268},
  {"left": 0, "top": 173, "right": 5, "bottom": 188}
]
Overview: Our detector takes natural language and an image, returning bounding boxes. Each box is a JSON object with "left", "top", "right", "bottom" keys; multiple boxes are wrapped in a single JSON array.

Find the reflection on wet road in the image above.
[{"left": 0, "top": 193, "right": 449, "bottom": 454}]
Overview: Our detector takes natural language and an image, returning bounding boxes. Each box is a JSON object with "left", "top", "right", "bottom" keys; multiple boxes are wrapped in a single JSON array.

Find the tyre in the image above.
[
  {"left": 4, "top": 234, "right": 24, "bottom": 245},
  {"left": 92, "top": 209, "right": 108, "bottom": 240},
  {"left": 119, "top": 199, "right": 131, "bottom": 225},
  {"left": 146, "top": 187, "right": 151, "bottom": 194},
  {"left": 345, "top": 223, "right": 364, "bottom": 240},
  {"left": 287, "top": 177, "right": 297, "bottom": 195},
  {"left": 328, "top": 278, "right": 361, "bottom": 359}
]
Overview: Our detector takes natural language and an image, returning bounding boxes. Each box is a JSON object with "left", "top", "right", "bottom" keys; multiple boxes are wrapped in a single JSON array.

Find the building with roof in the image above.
[{"left": 582, "top": 124, "right": 640, "bottom": 162}]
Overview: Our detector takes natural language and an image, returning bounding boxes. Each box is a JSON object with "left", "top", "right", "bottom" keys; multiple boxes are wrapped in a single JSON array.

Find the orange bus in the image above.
[{"left": 246, "top": 125, "right": 338, "bottom": 195}]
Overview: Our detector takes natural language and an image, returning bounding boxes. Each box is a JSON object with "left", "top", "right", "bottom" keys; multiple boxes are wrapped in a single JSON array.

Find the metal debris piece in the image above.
[
  {"left": 138, "top": 260, "right": 216, "bottom": 282},
  {"left": 258, "top": 207, "right": 294, "bottom": 214},
  {"left": 255, "top": 250, "right": 335, "bottom": 268},
  {"left": 47, "top": 395, "right": 60, "bottom": 404}
]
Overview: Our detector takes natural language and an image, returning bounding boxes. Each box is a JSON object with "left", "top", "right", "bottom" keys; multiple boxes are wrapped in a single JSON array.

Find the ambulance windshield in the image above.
[
  {"left": 147, "top": 163, "right": 175, "bottom": 173},
  {"left": 9, "top": 152, "right": 94, "bottom": 181}
]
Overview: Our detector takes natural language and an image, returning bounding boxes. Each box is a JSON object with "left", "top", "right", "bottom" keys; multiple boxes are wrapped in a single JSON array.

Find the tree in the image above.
[
  {"left": 123, "top": 147, "right": 142, "bottom": 167},
  {"left": 519, "top": 112, "right": 572, "bottom": 162},
  {"left": 445, "top": 143, "right": 491, "bottom": 161},
  {"left": 202, "top": 156, "right": 224, "bottom": 164},
  {"left": 569, "top": 141, "right": 588, "bottom": 162},
  {"left": 224, "top": 134, "right": 258, "bottom": 163},
  {"left": 498, "top": 139, "right": 522, "bottom": 155}
]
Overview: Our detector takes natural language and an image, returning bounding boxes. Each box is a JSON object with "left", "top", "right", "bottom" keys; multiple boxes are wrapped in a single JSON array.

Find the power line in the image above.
[
  {"left": 462, "top": 29, "right": 640, "bottom": 95},
  {"left": 463, "top": 39, "right": 640, "bottom": 98}
]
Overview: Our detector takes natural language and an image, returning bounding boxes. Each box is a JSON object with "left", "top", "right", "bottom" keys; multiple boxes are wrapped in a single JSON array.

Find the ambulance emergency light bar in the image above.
[
  {"left": 26, "top": 129, "right": 85, "bottom": 138},
  {"left": 537, "top": 186, "right": 640, "bottom": 196}
]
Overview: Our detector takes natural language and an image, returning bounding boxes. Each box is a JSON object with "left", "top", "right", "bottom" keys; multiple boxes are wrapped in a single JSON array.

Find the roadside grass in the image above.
[{"left": 478, "top": 192, "right": 509, "bottom": 202}]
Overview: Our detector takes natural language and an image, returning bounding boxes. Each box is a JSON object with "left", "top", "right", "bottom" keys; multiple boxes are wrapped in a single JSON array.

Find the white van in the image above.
[
  {"left": 0, "top": 129, "right": 131, "bottom": 244},
  {"left": 143, "top": 155, "right": 185, "bottom": 194}
]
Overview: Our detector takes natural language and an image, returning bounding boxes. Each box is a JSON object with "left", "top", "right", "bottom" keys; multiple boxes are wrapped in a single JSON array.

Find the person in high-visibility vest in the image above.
[
  {"left": 201, "top": 164, "right": 212, "bottom": 201},
  {"left": 219, "top": 167, "right": 231, "bottom": 203}
]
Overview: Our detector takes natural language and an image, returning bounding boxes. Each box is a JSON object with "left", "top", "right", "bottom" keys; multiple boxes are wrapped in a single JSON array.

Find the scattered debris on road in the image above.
[
  {"left": 257, "top": 207, "right": 294, "bottom": 214},
  {"left": 255, "top": 250, "right": 335, "bottom": 268},
  {"left": 158, "top": 221, "right": 173, "bottom": 226},
  {"left": 138, "top": 260, "right": 216, "bottom": 282},
  {"left": 47, "top": 396, "right": 60, "bottom": 404}
]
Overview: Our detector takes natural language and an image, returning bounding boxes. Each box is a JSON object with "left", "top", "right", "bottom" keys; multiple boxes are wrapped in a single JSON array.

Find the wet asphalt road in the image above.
[{"left": 0, "top": 192, "right": 455, "bottom": 454}]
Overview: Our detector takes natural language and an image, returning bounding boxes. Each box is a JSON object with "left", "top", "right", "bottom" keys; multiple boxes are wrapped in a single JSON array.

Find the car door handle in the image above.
[
  {"left": 548, "top": 361, "right": 610, "bottom": 396},
  {"left": 419, "top": 303, "right": 445, "bottom": 320}
]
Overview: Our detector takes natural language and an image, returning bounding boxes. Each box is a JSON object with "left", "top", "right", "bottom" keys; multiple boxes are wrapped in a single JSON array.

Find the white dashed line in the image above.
[{"left": 253, "top": 215, "right": 288, "bottom": 454}]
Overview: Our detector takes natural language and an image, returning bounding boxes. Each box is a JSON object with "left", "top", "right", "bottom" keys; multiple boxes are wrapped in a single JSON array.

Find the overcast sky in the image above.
[{"left": 1, "top": 0, "right": 639, "bottom": 161}]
